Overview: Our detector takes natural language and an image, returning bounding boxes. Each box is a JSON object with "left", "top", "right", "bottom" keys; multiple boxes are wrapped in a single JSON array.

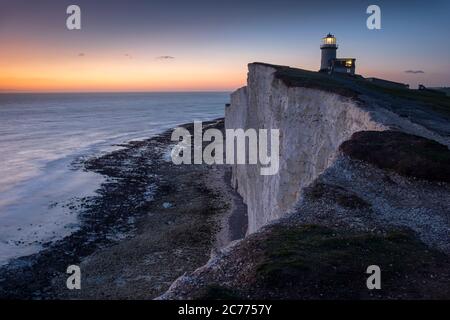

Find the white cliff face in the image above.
[
  {"left": 226, "top": 64, "right": 388, "bottom": 233},
  {"left": 160, "top": 63, "right": 450, "bottom": 300}
]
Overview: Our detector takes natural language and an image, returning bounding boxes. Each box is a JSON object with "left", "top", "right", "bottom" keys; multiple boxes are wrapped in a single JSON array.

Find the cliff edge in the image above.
[{"left": 159, "top": 63, "right": 450, "bottom": 299}]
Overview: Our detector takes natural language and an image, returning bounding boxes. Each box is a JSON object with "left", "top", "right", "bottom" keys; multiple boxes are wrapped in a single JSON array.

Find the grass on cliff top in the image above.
[
  {"left": 356, "top": 80, "right": 450, "bottom": 118},
  {"left": 273, "top": 65, "right": 360, "bottom": 99},
  {"left": 432, "top": 87, "right": 450, "bottom": 96},
  {"left": 256, "top": 224, "right": 449, "bottom": 299},
  {"left": 252, "top": 62, "right": 450, "bottom": 118},
  {"left": 340, "top": 130, "right": 450, "bottom": 182}
]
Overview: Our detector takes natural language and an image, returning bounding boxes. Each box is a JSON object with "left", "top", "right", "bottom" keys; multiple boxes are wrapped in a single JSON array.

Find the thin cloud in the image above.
[
  {"left": 78, "top": 53, "right": 85, "bottom": 57},
  {"left": 124, "top": 53, "right": 133, "bottom": 59},
  {"left": 404, "top": 70, "right": 425, "bottom": 74},
  {"left": 156, "top": 55, "right": 175, "bottom": 60}
]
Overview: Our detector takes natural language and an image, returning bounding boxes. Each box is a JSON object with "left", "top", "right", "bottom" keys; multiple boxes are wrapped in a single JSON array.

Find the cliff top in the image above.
[{"left": 250, "top": 62, "right": 450, "bottom": 137}]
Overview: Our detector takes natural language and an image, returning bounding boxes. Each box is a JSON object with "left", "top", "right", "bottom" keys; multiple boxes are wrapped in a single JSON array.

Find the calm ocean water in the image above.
[{"left": 0, "top": 92, "right": 228, "bottom": 265}]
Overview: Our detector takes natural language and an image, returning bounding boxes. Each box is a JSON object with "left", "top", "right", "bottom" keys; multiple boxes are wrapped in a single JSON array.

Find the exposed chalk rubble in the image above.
[{"left": 160, "top": 63, "right": 450, "bottom": 300}]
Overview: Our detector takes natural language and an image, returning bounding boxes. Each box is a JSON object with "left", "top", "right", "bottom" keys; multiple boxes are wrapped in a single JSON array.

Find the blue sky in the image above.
[{"left": 0, "top": 0, "right": 449, "bottom": 91}]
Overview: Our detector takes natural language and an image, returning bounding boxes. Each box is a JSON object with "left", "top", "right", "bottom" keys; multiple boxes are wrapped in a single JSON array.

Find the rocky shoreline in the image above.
[{"left": 0, "top": 118, "right": 246, "bottom": 299}]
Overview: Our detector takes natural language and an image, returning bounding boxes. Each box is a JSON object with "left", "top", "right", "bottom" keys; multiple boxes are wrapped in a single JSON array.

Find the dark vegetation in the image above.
[
  {"left": 254, "top": 224, "right": 450, "bottom": 299},
  {"left": 359, "top": 83, "right": 450, "bottom": 118},
  {"left": 340, "top": 130, "right": 450, "bottom": 182},
  {"left": 306, "top": 182, "right": 371, "bottom": 209},
  {"left": 252, "top": 63, "right": 359, "bottom": 98}
]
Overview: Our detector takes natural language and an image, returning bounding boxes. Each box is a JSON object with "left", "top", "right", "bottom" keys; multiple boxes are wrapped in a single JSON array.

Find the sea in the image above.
[{"left": 0, "top": 92, "right": 228, "bottom": 265}]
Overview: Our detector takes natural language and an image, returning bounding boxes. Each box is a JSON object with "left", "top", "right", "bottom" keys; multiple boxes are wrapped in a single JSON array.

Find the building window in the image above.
[{"left": 345, "top": 60, "right": 353, "bottom": 67}]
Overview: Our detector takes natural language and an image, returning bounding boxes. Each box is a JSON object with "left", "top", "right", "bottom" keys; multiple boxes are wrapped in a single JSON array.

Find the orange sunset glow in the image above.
[
  {"left": 1, "top": 0, "right": 449, "bottom": 92},
  {"left": 0, "top": 46, "right": 248, "bottom": 92}
]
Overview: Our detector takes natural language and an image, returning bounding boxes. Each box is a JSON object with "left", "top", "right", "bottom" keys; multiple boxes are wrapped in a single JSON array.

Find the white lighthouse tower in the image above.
[{"left": 320, "top": 33, "right": 337, "bottom": 72}]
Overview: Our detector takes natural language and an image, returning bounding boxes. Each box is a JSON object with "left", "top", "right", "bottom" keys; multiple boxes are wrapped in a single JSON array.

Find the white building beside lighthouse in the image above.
[{"left": 320, "top": 34, "right": 355, "bottom": 75}]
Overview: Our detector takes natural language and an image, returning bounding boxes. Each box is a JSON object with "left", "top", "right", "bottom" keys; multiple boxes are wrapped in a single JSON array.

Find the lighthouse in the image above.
[
  {"left": 320, "top": 33, "right": 337, "bottom": 72},
  {"left": 320, "top": 33, "right": 356, "bottom": 75}
]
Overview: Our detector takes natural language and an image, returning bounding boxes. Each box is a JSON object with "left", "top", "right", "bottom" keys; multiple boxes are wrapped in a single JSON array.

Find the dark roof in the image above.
[{"left": 333, "top": 58, "right": 356, "bottom": 61}]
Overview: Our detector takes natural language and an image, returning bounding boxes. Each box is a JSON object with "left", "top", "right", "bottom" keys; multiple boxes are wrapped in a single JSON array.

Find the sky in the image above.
[{"left": 0, "top": 0, "right": 449, "bottom": 92}]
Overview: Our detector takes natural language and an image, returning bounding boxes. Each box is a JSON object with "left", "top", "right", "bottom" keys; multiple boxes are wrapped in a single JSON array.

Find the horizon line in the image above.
[{"left": 0, "top": 90, "right": 233, "bottom": 95}]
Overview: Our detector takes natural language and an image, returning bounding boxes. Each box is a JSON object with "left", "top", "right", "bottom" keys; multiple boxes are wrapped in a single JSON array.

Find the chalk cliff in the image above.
[
  {"left": 226, "top": 63, "right": 450, "bottom": 233},
  {"left": 160, "top": 63, "right": 450, "bottom": 299},
  {"left": 227, "top": 63, "right": 385, "bottom": 233}
]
